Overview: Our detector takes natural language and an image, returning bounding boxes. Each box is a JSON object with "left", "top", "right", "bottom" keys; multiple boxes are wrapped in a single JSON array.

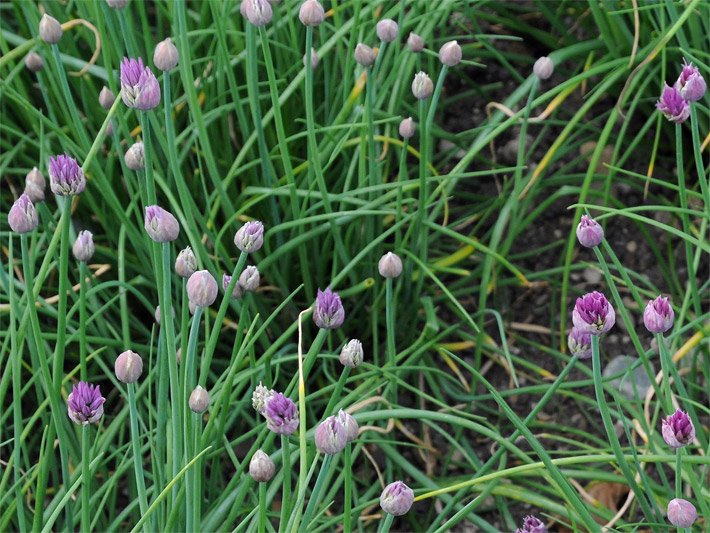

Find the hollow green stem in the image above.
[
  {"left": 127, "top": 383, "right": 150, "bottom": 521},
  {"left": 322, "top": 367, "right": 351, "bottom": 417},
  {"left": 81, "top": 426, "right": 91, "bottom": 533},
  {"left": 184, "top": 306, "right": 204, "bottom": 532},
  {"left": 299, "top": 454, "right": 332, "bottom": 532},
  {"left": 258, "top": 482, "right": 267, "bottom": 533},
  {"left": 79, "top": 262, "right": 87, "bottom": 381},
  {"left": 675, "top": 448, "right": 682, "bottom": 499},
  {"left": 344, "top": 443, "right": 352, "bottom": 533},
  {"left": 140, "top": 111, "right": 156, "bottom": 206},
  {"left": 385, "top": 278, "right": 397, "bottom": 402},
  {"left": 379, "top": 513, "right": 394, "bottom": 533},
  {"left": 280, "top": 436, "right": 292, "bottom": 528},
  {"left": 656, "top": 332, "right": 674, "bottom": 413}
]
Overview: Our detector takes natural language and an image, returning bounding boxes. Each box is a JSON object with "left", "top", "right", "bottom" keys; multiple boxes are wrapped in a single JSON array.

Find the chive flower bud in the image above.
[
  {"left": 576, "top": 215, "right": 603, "bottom": 248},
  {"left": 24, "top": 167, "right": 46, "bottom": 203},
  {"left": 516, "top": 515, "right": 547, "bottom": 533},
  {"left": 115, "top": 350, "right": 143, "bottom": 383},
  {"left": 222, "top": 273, "right": 244, "bottom": 299},
  {"left": 39, "top": 14, "right": 63, "bottom": 44},
  {"left": 187, "top": 270, "right": 218, "bottom": 307},
  {"left": 49, "top": 154, "right": 85, "bottom": 196},
  {"left": 252, "top": 383, "right": 275, "bottom": 414},
  {"left": 662, "top": 409, "right": 695, "bottom": 448},
  {"left": 667, "top": 498, "right": 697, "bottom": 528},
  {"left": 354, "top": 43, "right": 376, "bottom": 67},
  {"left": 264, "top": 392, "right": 299, "bottom": 435},
  {"left": 439, "top": 40, "right": 462, "bottom": 67},
  {"left": 249, "top": 450, "right": 276, "bottom": 482},
  {"left": 67, "top": 381, "right": 105, "bottom": 425},
  {"left": 299, "top": 0, "right": 324, "bottom": 26},
  {"left": 239, "top": 265, "right": 260, "bottom": 293},
  {"left": 313, "top": 287, "right": 345, "bottom": 329},
  {"left": 378, "top": 252, "right": 403, "bottom": 278},
  {"left": 176, "top": 347, "right": 182, "bottom": 365},
  {"left": 124, "top": 142, "right": 145, "bottom": 170},
  {"left": 656, "top": 84, "right": 690, "bottom": 123},
  {"left": 73, "top": 230, "right": 95, "bottom": 262},
  {"left": 399, "top": 117, "right": 416, "bottom": 139},
  {"left": 336, "top": 409, "right": 359, "bottom": 441},
  {"left": 25, "top": 51, "right": 44, "bottom": 72},
  {"left": 8, "top": 194, "right": 38, "bottom": 234},
  {"left": 234, "top": 220, "right": 265, "bottom": 253},
  {"left": 99, "top": 86, "right": 116, "bottom": 110},
  {"left": 144, "top": 205, "right": 180, "bottom": 243},
  {"left": 153, "top": 37, "right": 178, "bottom": 71},
  {"left": 339, "top": 339, "right": 363, "bottom": 368},
  {"left": 675, "top": 60, "right": 706, "bottom": 102},
  {"left": 120, "top": 57, "right": 161, "bottom": 111},
  {"left": 643, "top": 295, "right": 674, "bottom": 333},
  {"left": 243, "top": 0, "right": 273, "bottom": 26},
  {"left": 314, "top": 415, "right": 348, "bottom": 454},
  {"left": 303, "top": 47, "right": 319, "bottom": 70},
  {"left": 407, "top": 32, "right": 424, "bottom": 53},
  {"left": 154, "top": 305, "right": 175, "bottom": 326},
  {"left": 567, "top": 327, "right": 592, "bottom": 360},
  {"left": 572, "top": 291, "right": 615, "bottom": 335},
  {"left": 380, "top": 481, "right": 414, "bottom": 516},
  {"left": 175, "top": 246, "right": 197, "bottom": 278},
  {"left": 106, "top": 0, "right": 129, "bottom": 8},
  {"left": 533, "top": 56, "right": 553, "bottom": 80},
  {"left": 411, "top": 71, "right": 433, "bottom": 99},
  {"left": 189, "top": 385, "right": 210, "bottom": 413},
  {"left": 376, "top": 19, "right": 398, "bottom": 43}
]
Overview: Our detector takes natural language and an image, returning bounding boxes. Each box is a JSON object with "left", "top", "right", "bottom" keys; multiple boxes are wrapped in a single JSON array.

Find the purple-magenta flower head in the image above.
[
  {"left": 656, "top": 84, "right": 690, "bottom": 123},
  {"left": 567, "top": 327, "right": 592, "bottom": 360},
  {"left": 313, "top": 288, "right": 345, "bottom": 329},
  {"left": 667, "top": 498, "right": 697, "bottom": 528},
  {"left": 67, "top": 381, "right": 105, "bottom": 425},
  {"left": 8, "top": 194, "right": 38, "bottom": 234},
  {"left": 675, "top": 60, "right": 706, "bottom": 102},
  {"left": 662, "top": 409, "right": 695, "bottom": 448},
  {"left": 576, "top": 215, "right": 603, "bottom": 248},
  {"left": 120, "top": 57, "right": 161, "bottom": 111},
  {"left": 572, "top": 291, "right": 615, "bottom": 335},
  {"left": 264, "top": 392, "right": 299, "bottom": 435},
  {"left": 49, "top": 154, "right": 85, "bottom": 196},
  {"left": 643, "top": 295, "right": 674, "bottom": 334},
  {"left": 516, "top": 515, "right": 547, "bottom": 533},
  {"left": 187, "top": 270, "right": 218, "bottom": 307},
  {"left": 314, "top": 415, "right": 348, "bottom": 454},
  {"left": 144, "top": 205, "right": 179, "bottom": 243},
  {"left": 336, "top": 409, "right": 359, "bottom": 441},
  {"left": 73, "top": 230, "right": 95, "bottom": 262},
  {"left": 234, "top": 221, "right": 264, "bottom": 253},
  {"left": 380, "top": 481, "right": 414, "bottom": 516}
]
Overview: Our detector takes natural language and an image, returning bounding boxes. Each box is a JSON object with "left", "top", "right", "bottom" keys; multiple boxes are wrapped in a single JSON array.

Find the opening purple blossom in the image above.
[
  {"left": 643, "top": 295, "right": 674, "bottom": 334},
  {"left": 263, "top": 392, "right": 299, "bottom": 435},
  {"left": 67, "top": 381, "right": 106, "bottom": 425},
  {"left": 675, "top": 59, "right": 706, "bottom": 102},
  {"left": 572, "top": 291, "right": 615, "bottom": 335},
  {"left": 313, "top": 287, "right": 345, "bottom": 329},
  {"left": 567, "top": 327, "right": 592, "bottom": 359},
  {"left": 661, "top": 409, "right": 695, "bottom": 448},
  {"left": 314, "top": 415, "right": 348, "bottom": 454},
  {"left": 120, "top": 57, "right": 161, "bottom": 111},
  {"left": 656, "top": 83, "right": 690, "bottom": 123},
  {"left": 49, "top": 154, "right": 85, "bottom": 196},
  {"left": 576, "top": 215, "right": 603, "bottom": 248},
  {"left": 516, "top": 515, "right": 547, "bottom": 533}
]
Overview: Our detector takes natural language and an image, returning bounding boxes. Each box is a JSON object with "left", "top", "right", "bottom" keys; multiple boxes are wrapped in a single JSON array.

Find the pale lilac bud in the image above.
[
  {"left": 73, "top": 230, "right": 95, "bottom": 262},
  {"left": 339, "top": 339, "right": 363, "bottom": 368},
  {"left": 675, "top": 60, "right": 706, "bottom": 102},
  {"left": 264, "top": 392, "right": 299, "bottom": 435},
  {"left": 49, "top": 154, "right": 85, "bottom": 196},
  {"left": 380, "top": 481, "right": 414, "bottom": 516},
  {"left": 378, "top": 252, "right": 403, "bottom": 278},
  {"left": 154, "top": 304, "right": 175, "bottom": 326},
  {"left": 315, "top": 415, "right": 348, "bottom": 454},
  {"left": 662, "top": 409, "right": 695, "bottom": 448},
  {"left": 399, "top": 117, "right": 415, "bottom": 139},
  {"left": 572, "top": 291, "right": 615, "bottom": 335},
  {"left": 243, "top": 0, "right": 273, "bottom": 26},
  {"left": 25, "top": 51, "right": 44, "bottom": 72},
  {"left": 439, "top": 40, "right": 462, "bottom": 67},
  {"left": 8, "top": 194, "right": 38, "bottom": 234},
  {"left": 144, "top": 205, "right": 179, "bottom": 243},
  {"left": 576, "top": 215, "right": 603, "bottom": 248},
  {"left": 249, "top": 449, "right": 275, "bottom": 482},
  {"left": 336, "top": 409, "right": 358, "bottom": 441},
  {"left": 252, "top": 383, "right": 275, "bottom": 414},
  {"left": 656, "top": 84, "right": 690, "bottom": 123},
  {"left": 99, "top": 86, "right": 116, "bottom": 110},
  {"left": 354, "top": 43, "right": 376, "bottom": 67},
  {"left": 24, "top": 167, "right": 46, "bottom": 203},
  {"left": 567, "top": 328, "right": 592, "bottom": 360},
  {"left": 67, "top": 381, "right": 105, "bottom": 425},
  {"left": 299, "top": 0, "right": 324, "bottom": 26},
  {"left": 39, "top": 14, "right": 63, "bottom": 44},
  {"left": 234, "top": 221, "right": 264, "bottom": 253},
  {"left": 516, "top": 515, "right": 547, "bottom": 533},
  {"left": 303, "top": 47, "right": 319, "bottom": 70},
  {"left": 187, "top": 270, "right": 218, "bottom": 307},
  {"left": 376, "top": 19, "right": 398, "bottom": 43},
  {"left": 412, "top": 71, "right": 433, "bottom": 99},
  {"left": 643, "top": 295, "right": 674, "bottom": 333},
  {"left": 176, "top": 347, "right": 182, "bottom": 365},
  {"left": 313, "top": 288, "right": 345, "bottom": 329},
  {"left": 154, "top": 38, "right": 178, "bottom": 72},
  {"left": 407, "top": 32, "right": 424, "bottom": 53},
  {"left": 222, "top": 273, "right": 244, "bottom": 299},
  {"left": 115, "top": 350, "right": 143, "bottom": 383},
  {"left": 239, "top": 265, "right": 260, "bottom": 292},
  {"left": 189, "top": 385, "right": 210, "bottom": 413},
  {"left": 175, "top": 246, "right": 197, "bottom": 278},
  {"left": 533, "top": 56, "right": 554, "bottom": 80},
  {"left": 106, "top": 0, "right": 129, "bottom": 7},
  {"left": 120, "top": 57, "right": 161, "bottom": 111},
  {"left": 667, "top": 498, "right": 697, "bottom": 528},
  {"left": 106, "top": 120, "right": 115, "bottom": 137},
  {"left": 124, "top": 142, "right": 145, "bottom": 170}
]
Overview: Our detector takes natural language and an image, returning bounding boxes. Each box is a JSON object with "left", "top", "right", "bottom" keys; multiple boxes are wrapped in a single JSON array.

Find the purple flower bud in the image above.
[
  {"left": 412, "top": 71, "right": 433, "bottom": 99},
  {"left": 106, "top": 0, "right": 129, "bottom": 8},
  {"left": 313, "top": 288, "right": 345, "bottom": 329},
  {"left": 576, "top": 215, "right": 603, "bottom": 248},
  {"left": 315, "top": 415, "right": 348, "bottom": 454},
  {"left": 115, "top": 350, "right": 143, "bottom": 383},
  {"left": 439, "top": 40, "right": 462, "bottom": 67},
  {"left": 339, "top": 339, "right": 363, "bottom": 368},
  {"left": 299, "top": 0, "right": 324, "bottom": 27},
  {"left": 144, "top": 205, "right": 179, "bottom": 242},
  {"left": 567, "top": 327, "right": 592, "bottom": 359},
  {"left": 153, "top": 37, "right": 178, "bottom": 72},
  {"left": 124, "top": 142, "right": 145, "bottom": 170},
  {"left": 99, "top": 86, "right": 116, "bottom": 110},
  {"left": 8, "top": 194, "right": 38, "bottom": 234},
  {"left": 533, "top": 56, "right": 554, "bottom": 80},
  {"left": 516, "top": 515, "right": 547, "bottom": 533},
  {"left": 407, "top": 32, "right": 424, "bottom": 53},
  {"left": 667, "top": 498, "right": 697, "bottom": 528},
  {"left": 572, "top": 291, "right": 615, "bottom": 335},
  {"left": 380, "top": 481, "right": 414, "bottom": 516},
  {"left": 336, "top": 409, "right": 358, "bottom": 441},
  {"left": 187, "top": 270, "right": 218, "bottom": 307},
  {"left": 189, "top": 385, "right": 210, "bottom": 413},
  {"left": 120, "top": 57, "right": 161, "bottom": 111},
  {"left": 303, "top": 47, "right": 319, "bottom": 70},
  {"left": 354, "top": 43, "right": 376, "bottom": 67},
  {"left": 656, "top": 84, "right": 690, "bottom": 123},
  {"left": 106, "top": 120, "right": 115, "bottom": 137},
  {"left": 662, "top": 409, "right": 695, "bottom": 448},
  {"left": 643, "top": 295, "right": 674, "bottom": 333},
  {"left": 25, "top": 51, "right": 44, "bottom": 72},
  {"left": 399, "top": 117, "right": 416, "bottom": 139},
  {"left": 73, "top": 230, "right": 95, "bottom": 262},
  {"left": 222, "top": 273, "right": 244, "bottom": 299},
  {"left": 239, "top": 265, "right": 260, "bottom": 292},
  {"left": 243, "top": 0, "right": 273, "bottom": 26},
  {"left": 376, "top": 19, "right": 398, "bottom": 43},
  {"left": 378, "top": 252, "right": 403, "bottom": 278},
  {"left": 252, "top": 383, "right": 276, "bottom": 414},
  {"left": 249, "top": 449, "right": 276, "bottom": 482},
  {"left": 39, "top": 14, "right": 63, "bottom": 44},
  {"left": 49, "top": 154, "right": 85, "bottom": 196},
  {"left": 175, "top": 246, "right": 197, "bottom": 278},
  {"left": 264, "top": 392, "right": 299, "bottom": 435},
  {"left": 67, "top": 381, "right": 105, "bottom": 425},
  {"left": 675, "top": 59, "right": 706, "bottom": 102},
  {"left": 24, "top": 167, "right": 46, "bottom": 203},
  {"left": 234, "top": 220, "right": 265, "bottom": 253}
]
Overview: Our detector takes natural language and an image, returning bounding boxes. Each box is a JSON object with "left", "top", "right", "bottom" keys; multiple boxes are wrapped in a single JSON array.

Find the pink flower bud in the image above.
[
  {"left": 336, "top": 409, "right": 358, "bottom": 441},
  {"left": 567, "top": 327, "right": 592, "bottom": 359},
  {"left": 667, "top": 498, "right": 697, "bottom": 528},
  {"left": 643, "top": 295, "right": 674, "bottom": 333},
  {"left": 187, "top": 270, "right": 218, "bottom": 307},
  {"left": 243, "top": 0, "right": 273, "bottom": 26},
  {"left": 576, "top": 215, "right": 603, "bottom": 248},
  {"left": 662, "top": 409, "right": 695, "bottom": 448},
  {"left": 8, "top": 194, "right": 38, "bottom": 234},
  {"left": 73, "top": 230, "right": 95, "bottom": 262},
  {"left": 314, "top": 415, "right": 348, "bottom": 454},
  {"left": 339, "top": 339, "right": 363, "bottom": 368},
  {"left": 407, "top": 32, "right": 424, "bottom": 53},
  {"left": 154, "top": 37, "right": 178, "bottom": 72},
  {"left": 380, "top": 481, "right": 414, "bottom": 516},
  {"left": 39, "top": 14, "right": 63, "bottom": 44},
  {"left": 24, "top": 167, "right": 46, "bottom": 203},
  {"left": 376, "top": 19, "right": 398, "bottom": 43},
  {"left": 303, "top": 47, "right": 319, "bottom": 70},
  {"left": 175, "top": 246, "right": 197, "bottom": 278},
  {"left": 222, "top": 273, "right": 244, "bottom": 299},
  {"left": 675, "top": 59, "right": 706, "bottom": 102},
  {"left": 115, "top": 350, "right": 143, "bottom": 383},
  {"left": 354, "top": 43, "right": 376, "bottom": 67},
  {"left": 249, "top": 450, "right": 275, "bottom": 482},
  {"left": 264, "top": 392, "right": 298, "bottom": 435},
  {"left": 411, "top": 71, "right": 433, "bottom": 99},
  {"left": 378, "top": 252, "right": 402, "bottom": 278},
  {"left": 99, "top": 86, "right": 116, "bottom": 110},
  {"left": 189, "top": 385, "right": 210, "bottom": 413},
  {"left": 125, "top": 142, "right": 145, "bottom": 170},
  {"left": 239, "top": 265, "right": 260, "bottom": 292},
  {"left": 144, "top": 205, "right": 179, "bottom": 243},
  {"left": 399, "top": 117, "right": 415, "bottom": 139},
  {"left": 25, "top": 51, "right": 44, "bottom": 72},
  {"left": 234, "top": 220, "right": 264, "bottom": 253},
  {"left": 299, "top": 0, "right": 324, "bottom": 26},
  {"left": 439, "top": 40, "right": 462, "bottom": 67},
  {"left": 533, "top": 56, "right": 554, "bottom": 80}
]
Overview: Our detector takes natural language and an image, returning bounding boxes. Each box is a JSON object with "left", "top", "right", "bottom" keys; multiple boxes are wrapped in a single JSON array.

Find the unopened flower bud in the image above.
[
  {"left": 675, "top": 60, "right": 706, "bottom": 102},
  {"left": 662, "top": 409, "right": 695, "bottom": 448},
  {"left": 411, "top": 71, "right": 433, "bottom": 99},
  {"left": 354, "top": 43, "right": 376, "bottom": 67},
  {"left": 303, "top": 47, "right": 319, "bottom": 70},
  {"left": 313, "top": 288, "right": 345, "bottom": 329},
  {"left": 106, "top": 120, "right": 115, "bottom": 136},
  {"left": 189, "top": 385, "right": 210, "bottom": 413},
  {"left": 144, "top": 205, "right": 180, "bottom": 242},
  {"left": 299, "top": 0, "right": 324, "bottom": 26},
  {"left": 222, "top": 273, "right": 244, "bottom": 299},
  {"left": 380, "top": 481, "right": 414, "bottom": 516},
  {"left": 234, "top": 220, "right": 264, "bottom": 253},
  {"left": 24, "top": 167, "right": 46, "bottom": 203},
  {"left": 339, "top": 339, "right": 363, "bottom": 368},
  {"left": 407, "top": 32, "right": 424, "bottom": 53},
  {"left": 125, "top": 142, "right": 145, "bottom": 170},
  {"left": 667, "top": 498, "right": 697, "bottom": 528},
  {"left": 399, "top": 117, "right": 415, "bottom": 139},
  {"left": 378, "top": 252, "right": 402, "bottom": 278},
  {"left": 643, "top": 295, "right": 674, "bottom": 333},
  {"left": 8, "top": 194, "right": 38, "bottom": 234},
  {"left": 243, "top": 0, "right": 273, "bottom": 26},
  {"left": 175, "top": 246, "right": 197, "bottom": 278},
  {"left": 115, "top": 350, "right": 143, "bottom": 383},
  {"left": 439, "top": 40, "right": 462, "bottom": 67},
  {"left": 249, "top": 449, "right": 276, "bottom": 482},
  {"left": 576, "top": 215, "right": 603, "bottom": 248},
  {"left": 39, "top": 14, "right": 63, "bottom": 44},
  {"left": 533, "top": 56, "right": 554, "bottom": 80},
  {"left": 336, "top": 409, "right": 358, "bottom": 441},
  {"left": 315, "top": 416, "right": 348, "bottom": 454},
  {"left": 106, "top": 0, "right": 129, "bottom": 8},
  {"left": 25, "top": 51, "right": 44, "bottom": 72},
  {"left": 154, "top": 37, "right": 178, "bottom": 71},
  {"left": 567, "top": 327, "right": 592, "bottom": 360},
  {"left": 73, "top": 230, "right": 95, "bottom": 262},
  {"left": 49, "top": 154, "right": 85, "bottom": 196},
  {"left": 376, "top": 19, "right": 398, "bottom": 43},
  {"left": 154, "top": 304, "right": 175, "bottom": 326},
  {"left": 187, "top": 270, "right": 218, "bottom": 307},
  {"left": 239, "top": 265, "right": 260, "bottom": 292},
  {"left": 264, "top": 392, "right": 298, "bottom": 435},
  {"left": 120, "top": 57, "right": 161, "bottom": 111},
  {"left": 99, "top": 86, "right": 116, "bottom": 110}
]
